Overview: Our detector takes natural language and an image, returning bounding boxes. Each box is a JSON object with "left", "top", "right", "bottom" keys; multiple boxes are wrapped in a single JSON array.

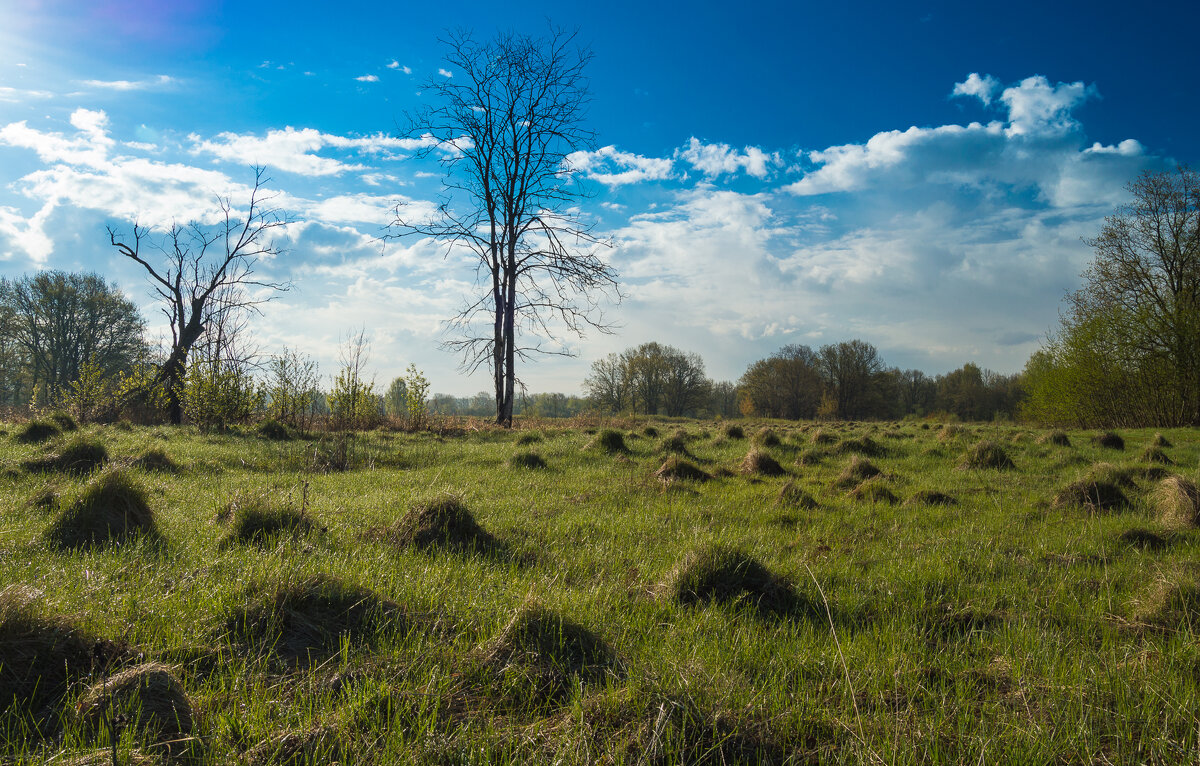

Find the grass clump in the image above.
[
  {"left": 22, "top": 438, "right": 108, "bottom": 474},
  {"left": 775, "top": 480, "right": 817, "bottom": 509},
  {"left": 223, "top": 574, "right": 401, "bottom": 664},
  {"left": 937, "top": 424, "right": 965, "bottom": 442},
  {"left": 1094, "top": 431, "right": 1125, "bottom": 450},
  {"left": 222, "top": 499, "right": 317, "bottom": 548},
  {"left": 753, "top": 428, "right": 781, "bottom": 448},
  {"left": 723, "top": 423, "right": 744, "bottom": 439},
  {"left": 1132, "top": 578, "right": 1200, "bottom": 632},
  {"left": 47, "top": 412, "right": 78, "bottom": 432},
  {"left": 740, "top": 448, "right": 785, "bottom": 477},
  {"left": 1153, "top": 476, "right": 1200, "bottom": 529},
  {"left": 847, "top": 479, "right": 898, "bottom": 505},
  {"left": 1119, "top": 527, "right": 1168, "bottom": 551},
  {"left": 1052, "top": 479, "right": 1129, "bottom": 513},
  {"left": 957, "top": 440, "right": 1015, "bottom": 470},
  {"left": 834, "top": 456, "right": 881, "bottom": 489},
  {"left": 1139, "top": 446, "right": 1173, "bottom": 464},
  {"left": 515, "top": 431, "right": 543, "bottom": 446},
  {"left": 664, "top": 544, "right": 810, "bottom": 619},
  {"left": 130, "top": 447, "right": 179, "bottom": 473},
  {"left": 76, "top": 662, "right": 194, "bottom": 746},
  {"left": 810, "top": 428, "right": 836, "bottom": 445},
  {"left": 1038, "top": 430, "right": 1071, "bottom": 446},
  {"left": 14, "top": 419, "right": 60, "bottom": 444},
  {"left": 257, "top": 418, "right": 292, "bottom": 440},
  {"left": 834, "top": 435, "right": 884, "bottom": 457},
  {"left": 44, "top": 469, "right": 159, "bottom": 550},
  {"left": 1086, "top": 462, "right": 1139, "bottom": 488},
  {"left": 588, "top": 429, "right": 628, "bottom": 454},
  {"left": 374, "top": 492, "right": 495, "bottom": 552},
  {"left": 905, "top": 489, "right": 958, "bottom": 507},
  {"left": 641, "top": 425, "right": 660, "bottom": 438},
  {"left": 508, "top": 450, "right": 548, "bottom": 469},
  {"left": 1150, "top": 433, "right": 1173, "bottom": 448},
  {"left": 654, "top": 456, "right": 711, "bottom": 482},
  {"left": 659, "top": 433, "right": 692, "bottom": 456}
]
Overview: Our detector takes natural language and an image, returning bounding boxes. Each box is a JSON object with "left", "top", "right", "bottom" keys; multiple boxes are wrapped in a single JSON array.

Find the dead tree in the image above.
[
  {"left": 107, "top": 166, "right": 290, "bottom": 424},
  {"left": 388, "top": 27, "right": 619, "bottom": 427}
]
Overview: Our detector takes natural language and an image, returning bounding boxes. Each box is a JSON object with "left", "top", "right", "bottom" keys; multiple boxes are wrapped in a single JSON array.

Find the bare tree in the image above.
[
  {"left": 388, "top": 27, "right": 619, "bottom": 427},
  {"left": 107, "top": 167, "right": 291, "bottom": 423}
]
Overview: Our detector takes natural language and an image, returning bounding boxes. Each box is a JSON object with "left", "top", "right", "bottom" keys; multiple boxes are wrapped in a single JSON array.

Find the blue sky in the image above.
[{"left": 1, "top": 0, "right": 1196, "bottom": 395}]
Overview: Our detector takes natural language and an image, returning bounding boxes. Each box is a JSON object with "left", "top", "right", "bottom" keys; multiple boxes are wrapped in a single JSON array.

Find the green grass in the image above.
[{"left": 1, "top": 420, "right": 1199, "bottom": 763}]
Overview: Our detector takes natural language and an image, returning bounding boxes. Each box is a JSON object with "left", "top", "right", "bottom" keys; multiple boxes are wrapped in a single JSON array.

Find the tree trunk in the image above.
[{"left": 157, "top": 310, "right": 205, "bottom": 425}]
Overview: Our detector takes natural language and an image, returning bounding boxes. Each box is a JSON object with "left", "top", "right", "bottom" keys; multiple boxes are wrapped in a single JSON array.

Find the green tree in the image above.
[
  {"left": 265, "top": 348, "right": 321, "bottom": 428},
  {"left": 738, "top": 344, "right": 822, "bottom": 419},
  {"left": 383, "top": 376, "right": 409, "bottom": 418},
  {"left": 403, "top": 364, "right": 430, "bottom": 430}
]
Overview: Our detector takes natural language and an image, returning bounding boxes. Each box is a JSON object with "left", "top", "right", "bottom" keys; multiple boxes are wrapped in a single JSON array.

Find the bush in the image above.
[{"left": 182, "top": 357, "right": 263, "bottom": 432}]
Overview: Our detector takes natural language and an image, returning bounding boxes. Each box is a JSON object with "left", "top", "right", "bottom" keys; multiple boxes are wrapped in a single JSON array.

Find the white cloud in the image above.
[
  {"left": 356, "top": 74, "right": 379, "bottom": 82},
  {"left": 386, "top": 61, "right": 411, "bottom": 74},
  {"left": 77, "top": 74, "right": 174, "bottom": 91},
  {"left": 190, "top": 127, "right": 437, "bottom": 176},
  {"left": 676, "top": 137, "right": 779, "bottom": 178},
  {"left": 565, "top": 145, "right": 673, "bottom": 186},
  {"left": 1000, "top": 75, "right": 1096, "bottom": 137},
  {"left": 0, "top": 86, "right": 54, "bottom": 103},
  {"left": 952, "top": 73, "right": 1000, "bottom": 105},
  {"left": 438, "top": 68, "right": 453, "bottom": 78},
  {"left": 0, "top": 108, "right": 115, "bottom": 167}
]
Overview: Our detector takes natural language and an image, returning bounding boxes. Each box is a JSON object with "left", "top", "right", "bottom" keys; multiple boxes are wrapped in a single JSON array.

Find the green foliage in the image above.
[
  {"left": 181, "top": 356, "right": 263, "bottom": 433},
  {"left": 265, "top": 348, "right": 321, "bottom": 429},
  {"left": 403, "top": 363, "right": 430, "bottom": 430},
  {"left": 62, "top": 356, "right": 113, "bottom": 423}
]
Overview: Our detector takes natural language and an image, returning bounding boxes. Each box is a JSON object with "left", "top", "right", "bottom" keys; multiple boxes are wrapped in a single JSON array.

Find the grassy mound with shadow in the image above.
[
  {"left": 130, "top": 447, "right": 179, "bottom": 473},
  {"left": 1038, "top": 430, "right": 1071, "bottom": 447},
  {"left": 834, "top": 456, "right": 880, "bottom": 489},
  {"left": 937, "top": 424, "right": 966, "bottom": 442},
  {"left": 1086, "top": 462, "right": 1139, "bottom": 488},
  {"left": 257, "top": 419, "right": 292, "bottom": 441},
  {"left": 1094, "top": 431, "right": 1125, "bottom": 450},
  {"left": 723, "top": 424, "right": 744, "bottom": 439},
  {"left": 44, "top": 469, "right": 160, "bottom": 550},
  {"left": 810, "top": 428, "right": 836, "bottom": 445},
  {"left": 776, "top": 480, "right": 817, "bottom": 509},
  {"left": 15, "top": 420, "right": 60, "bottom": 444},
  {"left": 221, "top": 499, "right": 318, "bottom": 548},
  {"left": 23, "top": 438, "right": 108, "bottom": 475},
  {"left": 1132, "top": 578, "right": 1200, "bottom": 631},
  {"left": 1119, "top": 527, "right": 1168, "bottom": 551},
  {"left": 664, "top": 544, "right": 813, "bottom": 619},
  {"left": 654, "top": 456, "right": 710, "bottom": 482},
  {"left": 48, "top": 413, "right": 78, "bottom": 432},
  {"left": 1151, "top": 433, "right": 1173, "bottom": 448},
  {"left": 957, "top": 440, "right": 1015, "bottom": 470},
  {"left": 372, "top": 493, "right": 496, "bottom": 552},
  {"left": 740, "top": 449, "right": 785, "bottom": 477},
  {"left": 515, "top": 431, "right": 543, "bottom": 446},
  {"left": 1139, "top": 446, "right": 1173, "bottom": 465},
  {"left": 753, "top": 428, "right": 781, "bottom": 448},
  {"left": 223, "top": 574, "right": 401, "bottom": 664},
  {"left": 905, "top": 489, "right": 957, "bottom": 507},
  {"left": 508, "top": 451, "right": 548, "bottom": 469},
  {"left": 76, "top": 662, "right": 194, "bottom": 747},
  {"left": 834, "top": 436, "right": 884, "bottom": 457},
  {"left": 588, "top": 429, "right": 628, "bottom": 454},
  {"left": 1052, "top": 480, "right": 1128, "bottom": 512},
  {"left": 1153, "top": 475, "right": 1200, "bottom": 529},
  {"left": 659, "top": 433, "right": 692, "bottom": 457},
  {"left": 1, "top": 585, "right": 124, "bottom": 734},
  {"left": 847, "top": 479, "right": 898, "bottom": 505}
]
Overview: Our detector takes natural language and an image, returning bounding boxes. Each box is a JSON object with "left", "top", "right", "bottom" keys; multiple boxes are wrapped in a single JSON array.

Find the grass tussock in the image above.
[
  {"left": 795, "top": 448, "right": 826, "bottom": 467},
  {"left": 1094, "top": 431, "right": 1125, "bottom": 450},
  {"left": 76, "top": 662, "right": 194, "bottom": 745},
  {"left": 834, "top": 435, "right": 884, "bottom": 457},
  {"left": 1139, "top": 446, "right": 1174, "bottom": 464},
  {"left": 515, "top": 431, "right": 543, "bottom": 446},
  {"left": 15, "top": 419, "right": 60, "bottom": 444},
  {"left": 508, "top": 450, "right": 548, "bottom": 469},
  {"left": 753, "top": 428, "right": 781, "bottom": 448},
  {"left": 905, "top": 489, "right": 958, "bottom": 507},
  {"left": 740, "top": 448, "right": 786, "bottom": 477},
  {"left": 222, "top": 499, "right": 318, "bottom": 548},
  {"left": 48, "top": 412, "right": 78, "bottom": 432},
  {"left": 664, "top": 544, "right": 811, "bottom": 618},
  {"left": 44, "top": 469, "right": 159, "bottom": 550},
  {"left": 654, "top": 456, "right": 711, "bottom": 483},
  {"left": 723, "top": 423, "right": 744, "bottom": 439},
  {"left": 1153, "top": 475, "right": 1200, "bottom": 529},
  {"left": 1150, "top": 433, "right": 1173, "bottom": 448},
  {"left": 775, "top": 480, "right": 817, "bottom": 509},
  {"left": 1132, "top": 578, "right": 1200, "bottom": 632},
  {"left": 589, "top": 429, "right": 628, "bottom": 454},
  {"left": 223, "top": 574, "right": 401, "bottom": 663},
  {"left": 1119, "top": 527, "right": 1168, "bottom": 551},
  {"left": 130, "top": 447, "right": 179, "bottom": 473},
  {"left": 847, "top": 479, "right": 898, "bottom": 505},
  {"left": 659, "top": 433, "right": 692, "bottom": 457},
  {"left": 1086, "top": 462, "right": 1139, "bottom": 488},
  {"left": 937, "top": 424, "right": 966, "bottom": 443},
  {"left": 810, "top": 429, "right": 836, "bottom": 445},
  {"left": 257, "top": 418, "right": 292, "bottom": 441},
  {"left": 373, "top": 492, "right": 495, "bottom": 552},
  {"left": 1052, "top": 479, "right": 1129, "bottom": 513},
  {"left": 1038, "top": 430, "right": 1071, "bottom": 446},
  {"left": 957, "top": 440, "right": 1015, "bottom": 470},
  {"left": 22, "top": 438, "right": 108, "bottom": 474},
  {"left": 834, "top": 456, "right": 881, "bottom": 489}
]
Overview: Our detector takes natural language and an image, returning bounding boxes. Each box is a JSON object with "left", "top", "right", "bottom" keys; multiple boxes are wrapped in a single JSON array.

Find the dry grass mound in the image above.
[
  {"left": 15, "top": 419, "right": 60, "bottom": 444},
  {"left": 659, "top": 433, "right": 692, "bottom": 457},
  {"left": 740, "top": 449, "right": 785, "bottom": 477},
  {"left": 957, "top": 440, "right": 1015, "bottom": 470},
  {"left": 1038, "top": 430, "right": 1071, "bottom": 446},
  {"left": 834, "top": 456, "right": 881, "bottom": 489},
  {"left": 376, "top": 493, "right": 495, "bottom": 552},
  {"left": 796, "top": 448, "right": 826, "bottom": 467},
  {"left": 723, "top": 423, "right": 745, "bottom": 439},
  {"left": 130, "top": 447, "right": 179, "bottom": 473},
  {"left": 1052, "top": 480, "right": 1129, "bottom": 512},
  {"left": 775, "top": 480, "right": 817, "bottom": 509},
  {"left": 1, "top": 585, "right": 123, "bottom": 732},
  {"left": 753, "top": 428, "right": 781, "bottom": 448},
  {"left": 588, "top": 429, "right": 628, "bottom": 454},
  {"left": 508, "top": 450, "right": 548, "bottom": 469},
  {"left": 222, "top": 500, "right": 317, "bottom": 548},
  {"left": 834, "top": 435, "right": 884, "bottom": 457},
  {"left": 44, "top": 469, "right": 159, "bottom": 550},
  {"left": 1151, "top": 433, "right": 1173, "bottom": 448},
  {"left": 1153, "top": 476, "right": 1200, "bottom": 529},
  {"left": 847, "top": 479, "right": 898, "bottom": 505},
  {"left": 937, "top": 424, "right": 965, "bottom": 443},
  {"left": 1132, "top": 578, "right": 1200, "bottom": 631},
  {"left": 223, "top": 574, "right": 400, "bottom": 663},
  {"left": 654, "top": 456, "right": 711, "bottom": 483},
  {"left": 23, "top": 438, "right": 108, "bottom": 474},
  {"left": 480, "top": 601, "right": 614, "bottom": 700},
  {"left": 1086, "top": 462, "right": 1139, "bottom": 488},
  {"left": 1139, "top": 446, "right": 1174, "bottom": 465},
  {"left": 76, "top": 662, "right": 194, "bottom": 745},
  {"left": 664, "top": 544, "right": 811, "bottom": 618},
  {"left": 1094, "top": 431, "right": 1125, "bottom": 450},
  {"left": 905, "top": 489, "right": 958, "bottom": 507}
]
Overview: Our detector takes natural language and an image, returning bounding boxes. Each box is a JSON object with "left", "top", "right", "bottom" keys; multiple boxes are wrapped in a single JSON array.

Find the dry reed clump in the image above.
[
  {"left": 0, "top": 585, "right": 124, "bottom": 733},
  {"left": 1150, "top": 433, "right": 1173, "bottom": 448},
  {"left": 834, "top": 456, "right": 881, "bottom": 489},
  {"left": 1153, "top": 476, "right": 1200, "bottom": 528},
  {"left": 515, "top": 431, "right": 543, "bottom": 446},
  {"left": 663, "top": 544, "right": 811, "bottom": 619},
  {"left": 740, "top": 449, "right": 786, "bottom": 477},
  {"left": 508, "top": 451, "right": 548, "bottom": 469},
  {"left": 257, "top": 419, "right": 292, "bottom": 441},
  {"left": 654, "top": 456, "right": 711, "bottom": 483},
  {"left": 1085, "top": 462, "right": 1139, "bottom": 488},
  {"left": 1093, "top": 431, "right": 1125, "bottom": 450},
  {"left": 1038, "top": 430, "right": 1071, "bottom": 447},
  {"left": 1131, "top": 577, "right": 1200, "bottom": 632},
  {"left": 223, "top": 574, "right": 401, "bottom": 663},
  {"left": 775, "top": 480, "right": 817, "bottom": 509},
  {"left": 905, "top": 489, "right": 958, "bottom": 507},
  {"left": 588, "top": 429, "right": 628, "bottom": 454},
  {"left": 834, "top": 435, "right": 884, "bottom": 457},
  {"left": 1052, "top": 480, "right": 1129, "bottom": 513},
  {"left": 957, "top": 440, "right": 1015, "bottom": 470},
  {"left": 15, "top": 419, "right": 60, "bottom": 444},
  {"left": 1139, "top": 446, "right": 1174, "bottom": 465},
  {"left": 753, "top": 428, "right": 781, "bottom": 448},
  {"left": 130, "top": 447, "right": 179, "bottom": 473},
  {"left": 723, "top": 423, "right": 745, "bottom": 439},
  {"left": 22, "top": 438, "right": 108, "bottom": 474},
  {"left": 76, "top": 662, "right": 194, "bottom": 746},
  {"left": 221, "top": 499, "right": 318, "bottom": 548},
  {"left": 44, "top": 469, "right": 160, "bottom": 550},
  {"left": 372, "top": 493, "right": 495, "bottom": 552},
  {"left": 847, "top": 479, "right": 898, "bottom": 505}
]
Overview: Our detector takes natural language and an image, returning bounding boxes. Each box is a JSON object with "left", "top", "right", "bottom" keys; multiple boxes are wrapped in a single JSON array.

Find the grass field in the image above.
[{"left": 2, "top": 418, "right": 1199, "bottom": 764}]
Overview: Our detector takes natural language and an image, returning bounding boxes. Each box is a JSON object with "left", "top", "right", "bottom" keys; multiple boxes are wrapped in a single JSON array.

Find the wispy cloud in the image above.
[
  {"left": 0, "top": 86, "right": 54, "bottom": 103},
  {"left": 77, "top": 74, "right": 174, "bottom": 91},
  {"left": 356, "top": 74, "right": 379, "bottom": 82},
  {"left": 190, "top": 126, "right": 438, "bottom": 176},
  {"left": 437, "top": 68, "right": 453, "bottom": 78},
  {"left": 387, "top": 61, "right": 412, "bottom": 74}
]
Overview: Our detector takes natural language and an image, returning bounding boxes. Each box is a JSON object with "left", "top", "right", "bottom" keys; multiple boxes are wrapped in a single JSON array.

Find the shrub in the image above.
[{"left": 182, "top": 357, "right": 263, "bottom": 433}]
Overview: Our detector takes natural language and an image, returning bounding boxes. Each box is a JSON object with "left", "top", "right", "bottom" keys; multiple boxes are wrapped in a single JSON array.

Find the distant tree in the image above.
[
  {"left": 583, "top": 352, "right": 627, "bottom": 413},
  {"left": 403, "top": 364, "right": 431, "bottom": 430},
  {"left": 265, "top": 348, "right": 321, "bottom": 429},
  {"left": 388, "top": 28, "right": 618, "bottom": 427},
  {"left": 896, "top": 368, "right": 936, "bottom": 416},
  {"left": 328, "top": 329, "right": 379, "bottom": 431},
  {"left": 383, "top": 376, "right": 409, "bottom": 418},
  {"left": 107, "top": 166, "right": 291, "bottom": 424},
  {"left": 738, "top": 344, "right": 822, "bottom": 419},
  {"left": 708, "top": 380, "right": 741, "bottom": 419},
  {"left": 818, "top": 340, "right": 887, "bottom": 420},
  {"left": 935, "top": 363, "right": 989, "bottom": 421}
]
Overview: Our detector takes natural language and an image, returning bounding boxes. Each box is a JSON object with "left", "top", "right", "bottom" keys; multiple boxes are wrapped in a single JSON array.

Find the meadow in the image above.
[{"left": 1, "top": 416, "right": 1199, "bottom": 764}]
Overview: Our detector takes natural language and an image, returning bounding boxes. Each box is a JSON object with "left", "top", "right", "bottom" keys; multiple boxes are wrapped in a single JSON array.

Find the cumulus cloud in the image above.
[
  {"left": 676, "top": 137, "right": 779, "bottom": 178},
  {"left": 999, "top": 75, "right": 1096, "bottom": 137},
  {"left": 952, "top": 73, "right": 1000, "bottom": 105},
  {"left": 565, "top": 145, "right": 674, "bottom": 186},
  {"left": 191, "top": 127, "right": 438, "bottom": 176}
]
